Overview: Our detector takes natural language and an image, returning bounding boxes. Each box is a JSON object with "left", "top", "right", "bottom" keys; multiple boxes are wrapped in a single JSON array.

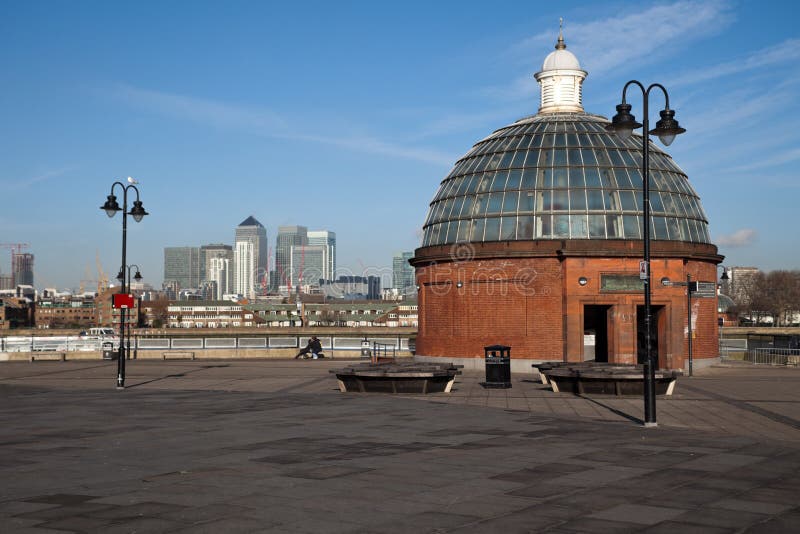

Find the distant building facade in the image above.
[
  {"left": 167, "top": 300, "right": 258, "bottom": 328},
  {"left": 163, "top": 247, "right": 201, "bottom": 290},
  {"left": 0, "top": 273, "right": 13, "bottom": 290},
  {"left": 0, "top": 296, "right": 31, "bottom": 329},
  {"left": 12, "top": 252, "right": 34, "bottom": 287},
  {"left": 320, "top": 276, "right": 380, "bottom": 300},
  {"left": 307, "top": 230, "right": 336, "bottom": 281},
  {"left": 725, "top": 266, "right": 760, "bottom": 306},
  {"left": 234, "top": 216, "right": 268, "bottom": 299},
  {"left": 275, "top": 225, "right": 308, "bottom": 290},
  {"left": 290, "top": 245, "right": 328, "bottom": 288},
  {"left": 392, "top": 252, "right": 415, "bottom": 294},
  {"left": 207, "top": 256, "right": 233, "bottom": 300},
  {"left": 200, "top": 244, "right": 233, "bottom": 283},
  {"left": 35, "top": 295, "right": 96, "bottom": 329}
]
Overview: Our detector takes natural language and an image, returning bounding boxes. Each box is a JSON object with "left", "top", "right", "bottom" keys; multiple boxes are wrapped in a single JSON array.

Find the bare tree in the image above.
[{"left": 746, "top": 270, "right": 800, "bottom": 326}]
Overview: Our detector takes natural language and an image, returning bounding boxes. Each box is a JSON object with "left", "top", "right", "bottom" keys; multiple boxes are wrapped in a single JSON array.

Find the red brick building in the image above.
[{"left": 412, "top": 33, "right": 723, "bottom": 372}]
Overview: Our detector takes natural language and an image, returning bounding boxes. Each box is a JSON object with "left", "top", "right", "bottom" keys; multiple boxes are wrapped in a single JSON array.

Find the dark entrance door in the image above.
[
  {"left": 584, "top": 305, "right": 611, "bottom": 362},
  {"left": 637, "top": 305, "right": 664, "bottom": 365}
]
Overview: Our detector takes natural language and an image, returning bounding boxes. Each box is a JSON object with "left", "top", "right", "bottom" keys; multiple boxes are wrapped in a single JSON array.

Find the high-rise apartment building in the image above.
[
  {"left": 200, "top": 244, "right": 233, "bottom": 283},
  {"left": 392, "top": 252, "right": 415, "bottom": 294},
  {"left": 234, "top": 216, "right": 268, "bottom": 299},
  {"left": 207, "top": 256, "right": 233, "bottom": 299},
  {"left": 163, "top": 247, "right": 201, "bottom": 290},
  {"left": 307, "top": 230, "right": 336, "bottom": 281},
  {"left": 0, "top": 273, "right": 13, "bottom": 290},
  {"left": 726, "top": 266, "right": 760, "bottom": 305},
  {"left": 275, "top": 225, "right": 307, "bottom": 289},
  {"left": 290, "top": 245, "right": 327, "bottom": 288},
  {"left": 12, "top": 252, "right": 34, "bottom": 287}
]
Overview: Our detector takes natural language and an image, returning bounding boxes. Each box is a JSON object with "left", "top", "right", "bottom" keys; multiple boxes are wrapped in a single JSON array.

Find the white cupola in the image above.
[{"left": 533, "top": 23, "right": 587, "bottom": 114}]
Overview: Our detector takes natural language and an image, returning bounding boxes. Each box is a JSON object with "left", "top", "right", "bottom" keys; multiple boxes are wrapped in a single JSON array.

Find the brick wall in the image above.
[{"left": 415, "top": 253, "right": 720, "bottom": 370}]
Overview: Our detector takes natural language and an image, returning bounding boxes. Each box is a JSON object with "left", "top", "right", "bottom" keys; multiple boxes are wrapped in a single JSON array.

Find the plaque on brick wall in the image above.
[{"left": 600, "top": 274, "right": 644, "bottom": 292}]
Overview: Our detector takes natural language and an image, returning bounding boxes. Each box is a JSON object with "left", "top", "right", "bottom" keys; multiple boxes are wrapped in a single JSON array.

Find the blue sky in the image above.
[{"left": 1, "top": 0, "right": 798, "bottom": 289}]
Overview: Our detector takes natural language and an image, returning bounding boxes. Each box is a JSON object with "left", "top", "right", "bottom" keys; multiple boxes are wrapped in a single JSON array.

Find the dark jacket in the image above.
[{"left": 308, "top": 338, "right": 322, "bottom": 353}]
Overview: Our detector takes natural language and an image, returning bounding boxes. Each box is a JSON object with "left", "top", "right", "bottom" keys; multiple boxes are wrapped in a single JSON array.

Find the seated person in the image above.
[{"left": 294, "top": 336, "right": 323, "bottom": 359}]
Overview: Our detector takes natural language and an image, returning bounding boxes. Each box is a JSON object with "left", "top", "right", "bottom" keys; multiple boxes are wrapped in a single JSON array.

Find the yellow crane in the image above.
[{"left": 96, "top": 251, "right": 109, "bottom": 293}]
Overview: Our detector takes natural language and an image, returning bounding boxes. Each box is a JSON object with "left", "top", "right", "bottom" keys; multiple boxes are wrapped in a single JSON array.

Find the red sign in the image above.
[
  {"left": 113, "top": 293, "right": 135, "bottom": 309},
  {"left": 639, "top": 260, "right": 649, "bottom": 280}
]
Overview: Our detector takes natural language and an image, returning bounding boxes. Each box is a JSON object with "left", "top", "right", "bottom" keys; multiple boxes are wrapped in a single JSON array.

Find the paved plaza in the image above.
[{"left": 2, "top": 358, "right": 800, "bottom": 533}]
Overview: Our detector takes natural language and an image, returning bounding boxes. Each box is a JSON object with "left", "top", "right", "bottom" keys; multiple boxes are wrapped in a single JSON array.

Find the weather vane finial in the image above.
[{"left": 556, "top": 18, "right": 566, "bottom": 50}]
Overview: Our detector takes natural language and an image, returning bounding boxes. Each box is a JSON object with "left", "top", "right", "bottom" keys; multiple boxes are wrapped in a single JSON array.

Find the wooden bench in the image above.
[
  {"left": 29, "top": 352, "right": 66, "bottom": 362},
  {"left": 162, "top": 351, "right": 195, "bottom": 361},
  {"left": 535, "top": 362, "right": 681, "bottom": 396}
]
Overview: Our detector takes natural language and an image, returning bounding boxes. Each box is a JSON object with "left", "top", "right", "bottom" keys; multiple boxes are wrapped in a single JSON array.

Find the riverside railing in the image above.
[
  {"left": 1, "top": 334, "right": 414, "bottom": 355},
  {"left": 746, "top": 348, "right": 800, "bottom": 366}
]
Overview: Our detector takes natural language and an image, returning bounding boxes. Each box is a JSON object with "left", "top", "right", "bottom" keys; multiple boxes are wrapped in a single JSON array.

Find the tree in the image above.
[
  {"left": 146, "top": 299, "right": 170, "bottom": 328},
  {"left": 746, "top": 270, "right": 800, "bottom": 326}
]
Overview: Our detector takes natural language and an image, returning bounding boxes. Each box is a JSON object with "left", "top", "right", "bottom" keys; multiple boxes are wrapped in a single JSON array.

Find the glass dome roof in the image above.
[
  {"left": 421, "top": 112, "right": 710, "bottom": 247},
  {"left": 717, "top": 293, "right": 735, "bottom": 313}
]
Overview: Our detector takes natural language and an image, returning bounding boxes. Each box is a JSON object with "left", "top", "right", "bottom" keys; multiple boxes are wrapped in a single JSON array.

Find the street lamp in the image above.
[
  {"left": 101, "top": 180, "right": 148, "bottom": 389},
  {"left": 717, "top": 265, "right": 730, "bottom": 354},
  {"left": 117, "top": 265, "right": 143, "bottom": 362},
  {"left": 607, "top": 81, "right": 685, "bottom": 427},
  {"left": 719, "top": 265, "right": 730, "bottom": 283}
]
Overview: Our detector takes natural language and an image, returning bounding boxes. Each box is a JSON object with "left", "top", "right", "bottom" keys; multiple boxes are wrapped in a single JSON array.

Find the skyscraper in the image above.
[
  {"left": 392, "top": 252, "right": 415, "bottom": 294},
  {"left": 12, "top": 252, "right": 34, "bottom": 287},
  {"left": 307, "top": 230, "right": 336, "bottom": 281},
  {"left": 207, "top": 256, "right": 233, "bottom": 299},
  {"left": 234, "top": 216, "right": 268, "bottom": 299},
  {"left": 275, "top": 225, "right": 307, "bottom": 289},
  {"left": 163, "top": 247, "right": 201, "bottom": 290},
  {"left": 726, "top": 266, "right": 760, "bottom": 304},
  {"left": 290, "top": 245, "right": 327, "bottom": 288},
  {"left": 200, "top": 244, "right": 233, "bottom": 284}
]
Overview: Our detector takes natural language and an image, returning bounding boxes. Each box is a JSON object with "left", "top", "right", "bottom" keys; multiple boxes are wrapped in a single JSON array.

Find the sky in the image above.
[{"left": 1, "top": 0, "right": 798, "bottom": 290}]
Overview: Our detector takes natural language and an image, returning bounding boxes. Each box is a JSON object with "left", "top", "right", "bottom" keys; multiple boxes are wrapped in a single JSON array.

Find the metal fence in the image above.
[
  {"left": 719, "top": 336, "right": 747, "bottom": 359},
  {"left": 1, "top": 334, "right": 413, "bottom": 354},
  {"left": 745, "top": 348, "right": 800, "bottom": 366},
  {"left": 0, "top": 336, "right": 109, "bottom": 353}
]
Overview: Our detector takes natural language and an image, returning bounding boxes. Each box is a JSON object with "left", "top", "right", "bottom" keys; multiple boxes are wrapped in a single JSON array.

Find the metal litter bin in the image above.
[
  {"left": 102, "top": 341, "right": 117, "bottom": 361},
  {"left": 483, "top": 344, "right": 511, "bottom": 388}
]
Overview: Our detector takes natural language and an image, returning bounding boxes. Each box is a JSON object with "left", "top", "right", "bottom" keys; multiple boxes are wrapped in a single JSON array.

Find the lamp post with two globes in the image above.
[
  {"left": 606, "top": 81, "right": 686, "bottom": 427},
  {"left": 101, "top": 180, "right": 148, "bottom": 389}
]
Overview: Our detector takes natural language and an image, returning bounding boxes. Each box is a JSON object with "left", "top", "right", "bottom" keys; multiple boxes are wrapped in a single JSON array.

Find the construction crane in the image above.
[
  {"left": 95, "top": 250, "right": 109, "bottom": 293},
  {"left": 79, "top": 263, "right": 97, "bottom": 294}
]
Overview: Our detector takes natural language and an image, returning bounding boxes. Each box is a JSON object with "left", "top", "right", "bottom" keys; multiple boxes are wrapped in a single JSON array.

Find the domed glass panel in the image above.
[{"left": 421, "top": 113, "right": 710, "bottom": 247}]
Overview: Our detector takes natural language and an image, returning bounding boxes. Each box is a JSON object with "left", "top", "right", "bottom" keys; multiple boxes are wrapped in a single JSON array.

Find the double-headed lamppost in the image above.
[
  {"left": 117, "top": 264, "right": 143, "bottom": 362},
  {"left": 607, "top": 82, "right": 686, "bottom": 427},
  {"left": 101, "top": 181, "right": 148, "bottom": 389}
]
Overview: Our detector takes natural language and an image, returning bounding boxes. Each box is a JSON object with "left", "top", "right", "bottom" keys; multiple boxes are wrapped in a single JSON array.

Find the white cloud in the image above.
[
  {"left": 731, "top": 147, "right": 800, "bottom": 173},
  {"left": 671, "top": 38, "right": 800, "bottom": 87},
  {"left": 490, "top": 0, "right": 733, "bottom": 102},
  {"left": 717, "top": 228, "right": 757, "bottom": 247},
  {"left": 113, "top": 84, "right": 287, "bottom": 133},
  {"left": 109, "top": 84, "right": 453, "bottom": 166},
  {"left": 0, "top": 167, "right": 74, "bottom": 190}
]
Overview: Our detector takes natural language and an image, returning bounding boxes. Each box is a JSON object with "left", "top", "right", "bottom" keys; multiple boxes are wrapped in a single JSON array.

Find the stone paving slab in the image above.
[{"left": 1, "top": 359, "right": 800, "bottom": 532}]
